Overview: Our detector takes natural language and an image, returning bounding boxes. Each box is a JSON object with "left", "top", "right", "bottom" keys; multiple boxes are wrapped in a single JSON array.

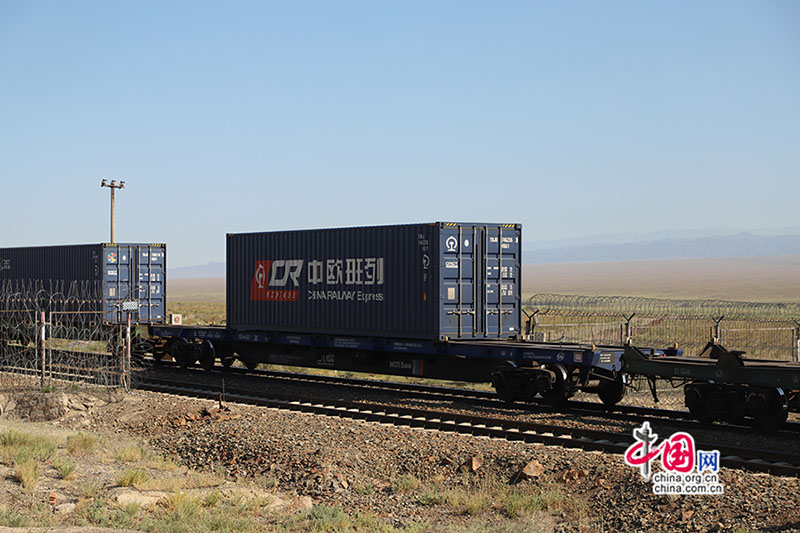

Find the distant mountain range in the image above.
[
  {"left": 523, "top": 233, "right": 800, "bottom": 264},
  {"left": 169, "top": 262, "right": 225, "bottom": 279},
  {"left": 167, "top": 231, "right": 800, "bottom": 277},
  {"left": 523, "top": 226, "right": 800, "bottom": 250}
]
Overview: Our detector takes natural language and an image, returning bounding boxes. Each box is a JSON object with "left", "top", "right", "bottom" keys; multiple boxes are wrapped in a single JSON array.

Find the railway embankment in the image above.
[{"left": 2, "top": 387, "right": 796, "bottom": 532}]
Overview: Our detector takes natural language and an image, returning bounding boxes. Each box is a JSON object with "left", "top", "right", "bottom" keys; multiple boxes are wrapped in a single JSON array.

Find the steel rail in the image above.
[
  {"left": 139, "top": 376, "right": 800, "bottom": 478},
  {"left": 158, "top": 362, "right": 800, "bottom": 436}
]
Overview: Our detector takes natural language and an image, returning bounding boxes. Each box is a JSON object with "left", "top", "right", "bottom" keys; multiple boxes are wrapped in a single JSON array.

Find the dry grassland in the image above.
[
  {"left": 523, "top": 255, "right": 800, "bottom": 303},
  {"left": 168, "top": 255, "right": 800, "bottom": 310}
]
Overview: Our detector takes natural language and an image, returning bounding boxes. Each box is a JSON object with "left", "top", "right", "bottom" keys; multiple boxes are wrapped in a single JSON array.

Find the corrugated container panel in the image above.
[
  {"left": 227, "top": 222, "right": 521, "bottom": 340},
  {"left": 0, "top": 243, "right": 166, "bottom": 325}
]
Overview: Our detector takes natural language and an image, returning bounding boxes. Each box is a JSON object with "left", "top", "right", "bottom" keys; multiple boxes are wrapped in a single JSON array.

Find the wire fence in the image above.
[
  {"left": 0, "top": 281, "right": 145, "bottom": 406},
  {"left": 3, "top": 283, "right": 798, "bottom": 418},
  {"left": 525, "top": 294, "right": 800, "bottom": 361}
]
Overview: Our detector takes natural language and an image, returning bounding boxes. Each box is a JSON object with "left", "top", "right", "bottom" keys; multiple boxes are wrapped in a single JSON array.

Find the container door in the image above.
[
  {"left": 136, "top": 245, "right": 165, "bottom": 324},
  {"left": 483, "top": 226, "right": 521, "bottom": 338},
  {"left": 440, "top": 224, "right": 520, "bottom": 338},
  {"left": 103, "top": 245, "right": 165, "bottom": 324},
  {"left": 441, "top": 224, "right": 477, "bottom": 337},
  {"left": 102, "top": 245, "right": 131, "bottom": 324}
]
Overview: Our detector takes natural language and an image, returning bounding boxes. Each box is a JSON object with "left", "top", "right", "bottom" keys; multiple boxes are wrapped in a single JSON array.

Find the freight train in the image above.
[{"left": 2, "top": 222, "right": 799, "bottom": 429}]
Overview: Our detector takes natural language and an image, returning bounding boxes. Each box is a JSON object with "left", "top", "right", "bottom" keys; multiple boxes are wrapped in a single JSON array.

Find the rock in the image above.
[
  {"left": 292, "top": 495, "right": 314, "bottom": 511},
  {"left": 557, "top": 468, "right": 587, "bottom": 483},
  {"left": 682, "top": 510, "right": 695, "bottom": 522},
  {"left": 515, "top": 459, "right": 544, "bottom": 481},
  {"left": 67, "top": 396, "right": 88, "bottom": 411},
  {"left": 54, "top": 502, "right": 76, "bottom": 514},
  {"left": 263, "top": 494, "right": 291, "bottom": 512},
  {"left": 460, "top": 455, "right": 484, "bottom": 472},
  {"left": 14, "top": 392, "right": 68, "bottom": 421}
]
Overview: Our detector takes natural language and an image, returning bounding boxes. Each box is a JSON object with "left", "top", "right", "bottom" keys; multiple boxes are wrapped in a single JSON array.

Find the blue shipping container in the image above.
[
  {"left": 0, "top": 243, "right": 166, "bottom": 325},
  {"left": 227, "top": 222, "right": 521, "bottom": 340}
]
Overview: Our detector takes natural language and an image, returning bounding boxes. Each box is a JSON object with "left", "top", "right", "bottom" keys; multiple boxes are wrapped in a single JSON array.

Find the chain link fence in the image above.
[
  {"left": 0, "top": 280, "right": 145, "bottom": 411},
  {"left": 525, "top": 294, "right": 800, "bottom": 361}
]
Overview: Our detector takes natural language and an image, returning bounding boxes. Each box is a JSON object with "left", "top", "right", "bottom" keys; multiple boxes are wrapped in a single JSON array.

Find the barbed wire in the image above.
[
  {"left": 524, "top": 294, "right": 800, "bottom": 361},
  {"left": 526, "top": 293, "right": 800, "bottom": 320},
  {"left": 0, "top": 281, "right": 146, "bottom": 401}
]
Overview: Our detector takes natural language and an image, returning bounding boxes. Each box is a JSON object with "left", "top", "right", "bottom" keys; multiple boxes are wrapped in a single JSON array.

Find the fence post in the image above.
[
  {"left": 124, "top": 313, "right": 131, "bottom": 391},
  {"left": 47, "top": 311, "right": 52, "bottom": 384},
  {"left": 711, "top": 316, "right": 724, "bottom": 344},
  {"left": 39, "top": 311, "right": 46, "bottom": 388},
  {"left": 794, "top": 319, "right": 800, "bottom": 363},
  {"left": 622, "top": 313, "right": 635, "bottom": 345}
]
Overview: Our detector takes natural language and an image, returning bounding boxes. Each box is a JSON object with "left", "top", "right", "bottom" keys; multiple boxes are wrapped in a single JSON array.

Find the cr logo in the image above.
[{"left": 445, "top": 236, "right": 458, "bottom": 252}]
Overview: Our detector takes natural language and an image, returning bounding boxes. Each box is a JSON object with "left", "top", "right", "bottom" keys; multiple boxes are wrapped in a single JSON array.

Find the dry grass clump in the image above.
[
  {"left": 66, "top": 432, "right": 97, "bottom": 455},
  {"left": 52, "top": 456, "right": 76, "bottom": 480},
  {"left": 0, "top": 429, "right": 60, "bottom": 491},
  {"left": 13, "top": 458, "right": 39, "bottom": 490},
  {"left": 392, "top": 474, "right": 421, "bottom": 494},
  {"left": 116, "top": 468, "right": 151, "bottom": 488},
  {"left": 0, "top": 430, "right": 58, "bottom": 462},
  {"left": 410, "top": 472, "right": 570, "bottom": 520},
  {"left": 114, "top": 445, "right": 148, "bottom": 462}
]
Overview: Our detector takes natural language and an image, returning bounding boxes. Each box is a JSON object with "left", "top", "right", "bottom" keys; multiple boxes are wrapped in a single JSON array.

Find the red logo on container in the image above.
[{"left": 250, "top": 260, "right": 300, "bottom": 302}]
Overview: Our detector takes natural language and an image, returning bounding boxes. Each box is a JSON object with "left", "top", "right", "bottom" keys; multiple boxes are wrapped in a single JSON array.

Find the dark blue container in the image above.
[
  {"left": 227, "top": 222, "right": 521, "bottom": 340},
  {"left": 0, "top": 243, "right": 166, "bottom": 325}
]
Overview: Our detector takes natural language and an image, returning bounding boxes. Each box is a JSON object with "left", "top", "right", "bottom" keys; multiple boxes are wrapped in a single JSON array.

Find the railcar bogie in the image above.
[{"left": 684, "top": 382, "right": 789, "bottom": 430}]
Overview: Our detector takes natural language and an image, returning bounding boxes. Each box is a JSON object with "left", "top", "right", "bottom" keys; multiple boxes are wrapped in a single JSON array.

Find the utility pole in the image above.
[{"left": 100, "top": 179, "right": 125, "bottom": 243}]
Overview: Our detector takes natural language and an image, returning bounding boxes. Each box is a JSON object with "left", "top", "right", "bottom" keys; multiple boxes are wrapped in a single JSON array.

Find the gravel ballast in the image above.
[{"left": 53, "top": 388, "right": 800, "bottom": 532}]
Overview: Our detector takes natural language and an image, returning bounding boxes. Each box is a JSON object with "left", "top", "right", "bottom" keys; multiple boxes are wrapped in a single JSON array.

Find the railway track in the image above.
[
  {"left": 162, "top": 362, "right": 800, "bottom": 437},
  {"left": 2, "top": 357, "right": 799, "bottom": 475},
  {"left": 139, "top": 374, "right": 800, "bottom": 478},
  {"left": 4, "top": 350, "right": 799, "bottom": 438}
]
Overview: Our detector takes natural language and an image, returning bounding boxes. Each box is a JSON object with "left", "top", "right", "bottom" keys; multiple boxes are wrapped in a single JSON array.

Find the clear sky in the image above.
[{"left": 1, "top": 1, "right": 798, "bottom": 266}]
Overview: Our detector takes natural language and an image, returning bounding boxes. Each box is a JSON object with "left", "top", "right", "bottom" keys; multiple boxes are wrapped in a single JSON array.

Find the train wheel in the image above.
[
  {"left": 685, "top": 386, "right": 715, "bottom": 425},
  {"left": 491, "top": 363, "right": 519, "bottom": 404},
  {"left": 168, "top": 339, "right": 194, "bottom": 369},
  {"left": 245, "top": 359, "right": 259, "bottom": 371},
  {"left": 751, "top": 389, "right": 788, "bottom": 432},
  {"left": 542, "top": 380, "right": 569, "bottom": 407},
  {"left": 494, "top": 380, "right": 518, "bottom": 404},
  {"left": 198, "top": 341, "right": 216, "bottom": 371},
  {"left": 597, "top": 375, "right": 626, "bottom": 407},
  {"left": 221, "top": 357, "right": 235, "bottom": 369},
  {"left": 541, "top": 364, "right": 571, "bottom": 408}
]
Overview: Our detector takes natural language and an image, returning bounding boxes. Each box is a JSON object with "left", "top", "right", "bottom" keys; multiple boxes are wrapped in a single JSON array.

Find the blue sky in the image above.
[{"left": 1, "top": 1, "right": 798, "bottom": 266}]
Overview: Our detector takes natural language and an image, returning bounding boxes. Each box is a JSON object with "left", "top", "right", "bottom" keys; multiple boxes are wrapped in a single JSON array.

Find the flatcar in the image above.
[{"left": 3, "top": 224, "right": 798, "bottom": 429}]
